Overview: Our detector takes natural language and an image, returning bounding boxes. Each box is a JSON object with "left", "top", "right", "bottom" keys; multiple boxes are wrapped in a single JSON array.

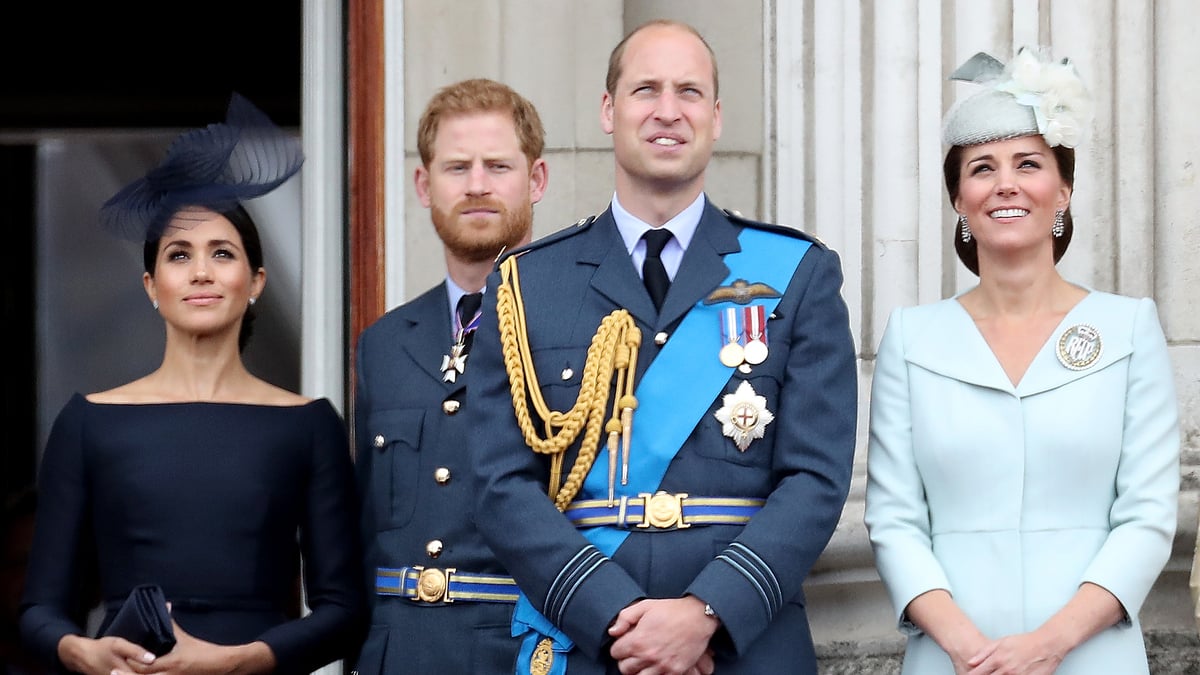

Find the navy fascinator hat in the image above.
[{"left": 99, "top": 93, "right": 303, "bottom": 241}]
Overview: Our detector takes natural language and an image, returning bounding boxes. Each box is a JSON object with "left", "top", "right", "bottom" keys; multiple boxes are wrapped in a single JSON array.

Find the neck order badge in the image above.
[{"left": 441, "top": 292, "right": 483, "bottom": 383}]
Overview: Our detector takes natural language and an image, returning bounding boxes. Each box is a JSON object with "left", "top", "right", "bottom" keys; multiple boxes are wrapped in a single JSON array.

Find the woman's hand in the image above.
[
  {"left": 903, "top": 589, "right": 992, "bottom": 674},
  {"left": 966, "top": 631, "right": 1064, "bottom": 674},
  {"left": 962, "top": 582, "right": 1124, "bottom": 674},
  {"left": 57, "top": 634, "right": 158, "bottom": 675},
  {"left": 943, "top": 633, "right": 992, "bottom": 674},
  {"left": 119, "top": 620, "right": 275, "bottom": 675}
]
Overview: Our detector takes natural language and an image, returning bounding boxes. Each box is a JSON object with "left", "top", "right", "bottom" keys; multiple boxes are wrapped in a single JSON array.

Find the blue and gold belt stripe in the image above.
[
  {"left": 375, "top": 566, "right": 519, "bottom": 604},
  {"left": 564, "top": 492, "right": 765, "bottom": 530}
]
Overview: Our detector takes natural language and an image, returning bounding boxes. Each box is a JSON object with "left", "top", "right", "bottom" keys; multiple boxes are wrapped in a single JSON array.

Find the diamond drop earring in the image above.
[{"left": 1052, "top": 209, "right": 1065, "bottom": 238}]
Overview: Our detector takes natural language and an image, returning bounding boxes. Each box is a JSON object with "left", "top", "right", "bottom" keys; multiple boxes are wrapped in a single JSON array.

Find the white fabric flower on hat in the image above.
[{"left": 994, "top": 47, "right": 1093, "bottom": 148}]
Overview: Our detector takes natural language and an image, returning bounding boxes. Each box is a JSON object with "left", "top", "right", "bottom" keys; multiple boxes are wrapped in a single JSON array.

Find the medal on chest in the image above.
[
  {"left": 742, "top": 304, "right": 769, "bottom": 365},
  {"left": 441, "top": 304, "right": 482, "bottom": 383},
  {"left": 718, "top": 307, "right": 746, "bottom": 367},
  {"left": 440, "top": 342, "right": 468, "bottom": 383}
]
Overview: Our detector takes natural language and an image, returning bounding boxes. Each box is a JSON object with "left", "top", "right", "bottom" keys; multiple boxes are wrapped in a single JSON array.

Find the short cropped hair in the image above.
[
  {"left": 416, "top": 78, "right": 546, "bottom": 168},
  {"left": 605, "top": 19, "right": 719, "bottom": 99}
]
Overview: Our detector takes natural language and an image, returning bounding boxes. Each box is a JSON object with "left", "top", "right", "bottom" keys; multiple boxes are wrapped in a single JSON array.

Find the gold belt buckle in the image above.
[
  {"left": 412, "top": 566, "right": 456, "bottom": 603},
  {"left": 637, "top": 491, "right": 690, "bottom": 529}
]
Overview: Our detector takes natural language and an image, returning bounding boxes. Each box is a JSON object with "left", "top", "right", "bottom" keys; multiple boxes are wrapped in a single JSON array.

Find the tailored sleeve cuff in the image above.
[
  {"left": 1075, "top": 573, "right": 1140, "bottom": 630},
  {"left": 553, "top": 557, "right": 645, "bottom": 660},
  {"left": 257, "top": 629, "right": 302, "bottom": 675},
  {"left": 687, "top": 542, "right": 782, "bottom": 658},
  {"left": 18, "top": 610, "right": 80, "bottom": 670},
  {"left": 255, "top": 603, "right": 362, "bottom": 675},
  {"left": 1078, "top": 500, "right": 1176, "bottom": 619},
  {"left": 898, "top": 612, "right": 923, "bottom": 636},
  {"left": 871, "top": 543, "right": 952, "bottom": 633}
]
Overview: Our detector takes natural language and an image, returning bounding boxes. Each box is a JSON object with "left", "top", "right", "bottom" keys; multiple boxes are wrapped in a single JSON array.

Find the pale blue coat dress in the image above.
[{"left": 865, "top": 290, "right": 1179, "bottom": 674}]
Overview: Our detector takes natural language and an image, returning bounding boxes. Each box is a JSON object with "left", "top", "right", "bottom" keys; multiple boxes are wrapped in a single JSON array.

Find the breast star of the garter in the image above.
[{"left": 714, "top": 380, "right": 774, "bottom": 451}]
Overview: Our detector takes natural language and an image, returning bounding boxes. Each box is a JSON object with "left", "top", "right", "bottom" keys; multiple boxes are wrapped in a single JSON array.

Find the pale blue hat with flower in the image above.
[{"left": 942, "top": 46, "right": 1093, "bottom": 149}]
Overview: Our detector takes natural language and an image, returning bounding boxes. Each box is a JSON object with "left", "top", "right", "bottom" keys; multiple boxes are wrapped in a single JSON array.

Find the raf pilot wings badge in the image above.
[{"left": 703, "top": 278, "right": 781, "bottom": 306}]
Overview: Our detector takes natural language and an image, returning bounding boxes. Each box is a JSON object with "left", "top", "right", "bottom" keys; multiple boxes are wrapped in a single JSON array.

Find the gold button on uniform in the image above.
[
  {"left": 434, "top": 467, "right": 451, "bottom": 484},
  {"left": 560, "top": 368, "right": 573, "bottom": 381},
  {"left": 373, "top": 434, "right": 385, "bottom": 448},
  {"left": 443, "top": 400, "right": 460, "bottom": 414},
  {"left": 654, "top": 331, "right": 669, "bottom": 345},
  {"left": 426, "top": 540, "right": 443, "bottom": 558}
]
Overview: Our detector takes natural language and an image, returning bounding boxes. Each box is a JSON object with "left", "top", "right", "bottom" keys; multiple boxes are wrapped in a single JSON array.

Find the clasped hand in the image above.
[
  {"left": 957, "top": 631, "right": 1065, "bottom": 675},
  {"left": 68, "top": 619, "right": 269, "bottom": 675},
  {"left": 607, "top": 597, "right": 718, "bottom": 675}
]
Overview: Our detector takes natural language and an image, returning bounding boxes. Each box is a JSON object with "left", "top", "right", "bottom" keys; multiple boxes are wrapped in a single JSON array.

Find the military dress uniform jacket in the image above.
[
  {"left": 465, "top": 200, "right": 858, "bottom": 673},
  {"left": 353, "top": 283, "right": 519, "bottom": 674},
  {"left": 865, "top": 292, "right": 1180, "bottom": 674}
]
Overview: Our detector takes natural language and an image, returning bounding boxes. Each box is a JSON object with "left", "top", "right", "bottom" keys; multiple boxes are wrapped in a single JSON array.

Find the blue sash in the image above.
[{"left": 511, "top": 227, "right": 812, "bottom": 674}]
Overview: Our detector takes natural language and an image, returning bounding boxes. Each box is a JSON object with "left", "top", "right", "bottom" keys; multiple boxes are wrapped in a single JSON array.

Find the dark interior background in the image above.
[{"left": 0, "top": 2, "right": 303, "bottom": 500}]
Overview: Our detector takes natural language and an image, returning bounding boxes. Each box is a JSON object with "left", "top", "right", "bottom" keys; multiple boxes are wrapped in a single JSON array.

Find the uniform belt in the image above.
[
  {"left": 564, "top": 492, "right": 765, "bottom": 530},
  {"left": 375, "top": 566, "right": 519, "bottom": 604}
]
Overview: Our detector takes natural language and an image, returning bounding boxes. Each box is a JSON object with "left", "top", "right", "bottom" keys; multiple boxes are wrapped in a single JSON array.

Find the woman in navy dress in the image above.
[{"left": 18, "top": 94, "right": 365, "bottom": 675}]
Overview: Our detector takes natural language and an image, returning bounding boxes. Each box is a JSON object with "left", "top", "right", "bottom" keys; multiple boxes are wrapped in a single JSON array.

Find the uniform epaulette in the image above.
[
  {"left": 495, "top": 213, "right": 601, "bottom": 266},
  {"left": 720, "top": 207, "right": 828, "bottom": 250}
]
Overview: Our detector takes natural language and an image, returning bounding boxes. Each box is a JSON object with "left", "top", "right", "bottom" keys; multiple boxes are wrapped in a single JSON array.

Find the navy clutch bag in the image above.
[{"left": 102, "top": 584, "right": 176, "bottom": 656}]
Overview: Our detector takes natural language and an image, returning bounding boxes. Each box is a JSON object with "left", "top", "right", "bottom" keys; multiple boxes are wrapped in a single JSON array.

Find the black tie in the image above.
[
  {"left": 456, "top": 292, "right": 483, "bottom": 353},
  {"left": 641, "top": 229, "right": 673, "bottom": 311}
]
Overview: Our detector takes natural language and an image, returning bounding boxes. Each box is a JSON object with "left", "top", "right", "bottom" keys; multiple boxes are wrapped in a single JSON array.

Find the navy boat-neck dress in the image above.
[{"left": 19, "top": 394, "right": 365, "bottom": 674}]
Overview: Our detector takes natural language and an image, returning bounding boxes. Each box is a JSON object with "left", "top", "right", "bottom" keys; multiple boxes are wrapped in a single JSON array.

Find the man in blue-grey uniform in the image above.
[
  {"left": 466, "top": 19, "right": 857, "bottom": 675},
  {"left": 352, "top": 78, "right": 549, "bottom": 674}
]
